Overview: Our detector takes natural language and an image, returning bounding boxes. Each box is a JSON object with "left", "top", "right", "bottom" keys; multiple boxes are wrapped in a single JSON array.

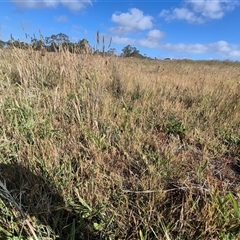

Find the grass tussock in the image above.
[{"left": 0, "top": 48, "right": 240, "bottom": 239}]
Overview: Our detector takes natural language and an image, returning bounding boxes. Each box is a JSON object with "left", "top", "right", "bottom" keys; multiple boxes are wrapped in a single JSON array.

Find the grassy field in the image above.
[{"left": 0, "top": 47, "right": 240, "bottom": 239}]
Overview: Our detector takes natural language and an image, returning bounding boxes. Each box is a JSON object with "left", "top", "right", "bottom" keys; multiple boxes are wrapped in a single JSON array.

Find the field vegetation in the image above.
[{"left": 0, "top": 46, "right": 240, "bottom": 239}]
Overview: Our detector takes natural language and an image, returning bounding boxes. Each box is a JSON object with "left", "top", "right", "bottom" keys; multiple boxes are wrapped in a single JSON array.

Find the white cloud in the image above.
[
  {"left": 61, "top": 0, "right": 92, "bottom": 11},
  {"left": 160, "top": 8, "right": 204, "bottom": 23},
  {"left": 110, "top": 8, "right": 166, "bottom": 49},
  {"left": 54, "top": 15, "right": 68, "bottom": 22},
  {"left": 113, "top": 35, "right": 161, "bottom": 49},
  {"left": 11, "top": 0, "right": 92, "bottom": 11},
  {"left": 229, "top": 50, "right": 240, "bottom": 58},
  {"left": 212, "top": 40, "right": 231, "bottom": 52},
  {"left": 208, "top": 41, "right": 240, "bottom": 58},
  {"left": 160, "top": 0, "right": 239, "bottom": 23},
  {"left": 112, "top": 28, "right": 165, "bottom": 49},
  {"left": 162, "top": 40, "right": 240, "bottom": 58},
  {"left": 113, "top": 36, "right": 158, "bottom": 49},
  {"left": 113, "top": 34, "right": 240, "bottom": 59},
  {"left": 163, "top": 42, "right": 208, "bottom": 54},
  {"left": 111, "top": 8, "right": 154, "bottom": 35},
  {"left": 147, "top": 29, "right": 165, "bottom": 40},
  {"left": 138, "top": 38, "right": 161, "bottom": 49},
  {"left": 187, "top": 0, "right": 238, "bottom": 19},
  {"left": 112, "top": 36, "right": 136, "bottom": 45}
]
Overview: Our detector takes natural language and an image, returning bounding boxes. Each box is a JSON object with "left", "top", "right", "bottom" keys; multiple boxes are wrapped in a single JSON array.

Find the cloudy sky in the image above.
[{"left": 0, "top": 0, "right": 239, "bottom": 60}]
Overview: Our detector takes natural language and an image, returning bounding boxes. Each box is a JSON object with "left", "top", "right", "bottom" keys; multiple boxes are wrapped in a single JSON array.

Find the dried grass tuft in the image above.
[{"left": 41, "top": 46, "right": 46, "bottom": 56}]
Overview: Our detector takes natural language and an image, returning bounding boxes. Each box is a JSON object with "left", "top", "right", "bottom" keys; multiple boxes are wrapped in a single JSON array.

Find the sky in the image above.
[{"left": 0, "top": 0, "right": 240, "bottom": 60}]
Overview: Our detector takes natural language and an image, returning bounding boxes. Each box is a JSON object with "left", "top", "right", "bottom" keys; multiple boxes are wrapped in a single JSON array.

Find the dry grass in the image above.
[{"left": 0, "top": 47, "right": 240, "bottom": 239}]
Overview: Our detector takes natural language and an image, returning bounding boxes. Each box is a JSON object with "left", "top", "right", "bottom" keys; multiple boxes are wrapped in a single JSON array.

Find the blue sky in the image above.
[{"left": 0, "top": 0, "right": 240, "bottom": 60}]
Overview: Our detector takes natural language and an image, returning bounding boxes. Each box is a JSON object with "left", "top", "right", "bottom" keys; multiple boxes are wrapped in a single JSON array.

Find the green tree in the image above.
[
  {"left": 78, "top": 38, "right": 90, "bottom": 52},
  {"left": 10, "top": 40, "right": 28, "bottom": 49},
  {"left": 122, "top": 45, "right": 140, "bottom": 57},
  {"left": 45, "top": 33, "right": 70, "bottom": 52},
  {"left": 31, "top": 36, "right": 44, "bottom": 50},
  {"left": 0, "top": 40, "right": 5, "bottom": 48},
  {"left": 107, "top": 48, "right": 116, "bottom": 56}
]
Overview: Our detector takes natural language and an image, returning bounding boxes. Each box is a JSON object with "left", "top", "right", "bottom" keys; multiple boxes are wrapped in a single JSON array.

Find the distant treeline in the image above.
[{"left": 0, "top": 32, "right": 147, "bottom": 58}]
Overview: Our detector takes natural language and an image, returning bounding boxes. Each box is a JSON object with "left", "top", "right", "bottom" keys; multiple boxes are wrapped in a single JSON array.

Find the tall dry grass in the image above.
[{"left": 0, "top": 47, "right": 240, "bottom": 239}]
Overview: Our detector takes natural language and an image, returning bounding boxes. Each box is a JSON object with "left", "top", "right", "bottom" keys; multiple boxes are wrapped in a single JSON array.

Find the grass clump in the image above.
[{"left": 0, "top": 48, "right": 240, "bottom": 239}]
